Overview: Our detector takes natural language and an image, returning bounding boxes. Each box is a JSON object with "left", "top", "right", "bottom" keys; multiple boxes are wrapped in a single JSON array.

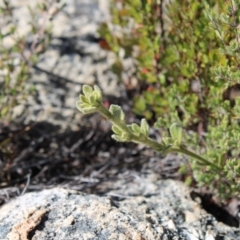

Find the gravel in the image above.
[{"left": 7, "top": 0, "right": 123, "bottom": 128}]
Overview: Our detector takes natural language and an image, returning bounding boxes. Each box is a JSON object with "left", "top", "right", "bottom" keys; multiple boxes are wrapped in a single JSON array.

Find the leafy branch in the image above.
[{"left": 76, "top": 85, "right": 222, "bottom": 174}]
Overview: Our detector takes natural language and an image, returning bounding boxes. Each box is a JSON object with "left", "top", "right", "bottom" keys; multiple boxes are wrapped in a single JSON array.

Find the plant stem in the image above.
[
  {"left": 137, "top": 136, "right": 222, "bottom": 172},
  {"left": 97, "top": 104, "right": 130, "bottom": 133},
  {"left": 132, "top": 136, "right": 166, "bottom": 151},
  {"left": 97, "top": 103, "right": 222, "bottom": 173},
  {"left": 97, "top": 104, "right": 166, "bottom": 149},
  {"left": 166, "top": 146, "right": 222, "bottom": 172}
]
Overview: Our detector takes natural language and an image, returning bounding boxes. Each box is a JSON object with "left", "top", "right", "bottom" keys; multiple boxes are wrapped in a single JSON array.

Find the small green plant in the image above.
[
  {"left": 0, "top": 0, "right": 65, "bottom": 119},
  {"left": 76, "top": 85, "right": 239, "bottom": 200},
  {"left": 98, "top": 0, "right": 226, "bottom": 123},
  {"left": 96, "top": 0, "right": 240, "bottom": 199}
]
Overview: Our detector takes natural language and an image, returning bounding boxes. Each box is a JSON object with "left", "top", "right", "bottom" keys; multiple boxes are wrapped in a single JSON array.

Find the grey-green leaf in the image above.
[
  {"left": 169, "top": 123, "right": 182, "bottom": 146},
  {"left": 140, "top": 119, "right": 149, "bottom": 136},
  {"left": 131, "top": 123, "right": 141, "bottom": 134},
  {"left": 109, "top": 104, "right": 124, "bottom": 121},
  {"left": 81, "top": 106, "right": 97, "bottom": 114},
  {"left": 76, "top": 101, "right": 83, "bottom": 112},
  {"left": 93, "top": 85, "right": 102, "bottom": 101},
  {"left": 82, "top": 85, "right": 93, "bottom": 96},
  {"left": 112, "top": 125, "right": 123, "bottom": 135},
  {"left": 162, "top": 137, "right": 171, "bottom": 146},
  {"left": 79, "top": 95, "right": 89, "bottom": 104},
  {"left": 111, "top": 134, "right": 125, "bottom": 142}
]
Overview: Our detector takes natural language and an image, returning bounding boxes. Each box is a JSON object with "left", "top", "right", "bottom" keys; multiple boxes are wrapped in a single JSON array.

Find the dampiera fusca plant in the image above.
[{"left": 76, "top": 85, "right": 239, "bottom": 200}]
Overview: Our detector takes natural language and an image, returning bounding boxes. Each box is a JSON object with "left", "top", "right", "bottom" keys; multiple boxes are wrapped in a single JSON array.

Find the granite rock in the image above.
[{"left": 0, "top": 174, "right": 239, "bottom": 240}]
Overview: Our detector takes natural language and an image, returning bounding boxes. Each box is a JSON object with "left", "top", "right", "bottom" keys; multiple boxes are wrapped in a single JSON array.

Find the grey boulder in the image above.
[{"left": 0, "top": 175, "right": 239, "bottom": 240}]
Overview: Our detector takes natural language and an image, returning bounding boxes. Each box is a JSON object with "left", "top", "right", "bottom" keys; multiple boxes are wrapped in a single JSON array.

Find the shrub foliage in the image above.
[{"left": 94, "top": 0, "right": 240, "bottom": 199}]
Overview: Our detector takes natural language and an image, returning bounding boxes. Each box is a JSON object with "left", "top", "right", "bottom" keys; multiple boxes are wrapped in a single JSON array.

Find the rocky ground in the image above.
[
  {"left": 0, "top": 0, "right": 182, "bottom": 203},
  {"left": 0, "top": 0, "right": 240, "bottom": 239},
  {"left": 1, "top": 176, "right": 240, "bottom": 240}
]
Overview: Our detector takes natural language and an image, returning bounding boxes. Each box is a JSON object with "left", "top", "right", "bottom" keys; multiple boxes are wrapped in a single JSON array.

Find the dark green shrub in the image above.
[{"left": 97, "top": 0, "right": 240, "bottom": 199}]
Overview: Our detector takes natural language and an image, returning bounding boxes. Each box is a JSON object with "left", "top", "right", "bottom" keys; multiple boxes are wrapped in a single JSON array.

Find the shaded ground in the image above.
[
  {"left": 1, "top": 103, "right": 240, "bottom": 228},
  {"left": 0, "top": 105, "right": 183, "bottom": 205}
]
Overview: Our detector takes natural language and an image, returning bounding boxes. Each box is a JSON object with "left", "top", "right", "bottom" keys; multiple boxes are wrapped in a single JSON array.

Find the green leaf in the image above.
[
  {"left": 89, "top": 95, "right": 96, "bottom": 104},
  {"left": 79, "top": 95, "right": 89, "bottom": 104},
  {"left": 169, "top": 123, "right": 182, "bottom": 146},
  {"left": 82, "top": 85, "right": 93, "bottom": 96},
  {"left": 76, "top": 101, "right": 96, "bottom": 114},
  {"left": 111, "top": 134, "right": 125, "bottom": 142},
  {"left": 162, "top": 137, "right": 172, "bottom": 146},
  {"left": 122, "top": 132, "right": 131, "bottom": 141},
  {"left": 93, "top": 85, "right": 102, "bottom": 101},
  {"left": 133, "top": 96, "right": 146, "bottom": 112},
  {"left": 109, "top": 104, "right": 125, "bottom": 121},
  {"left": 81, "top": 107, "right": 97, "bottom": 114},
  {"left": 140, "top": 119, "right": 149, "bottom": 136},
  {"left": 111, "top": 133, "right": 131, "bottom": 142},
  {"left": 112, "top": 125, "right": 123, "bottom": 135},
  {"left": 131, "top": 123, "right": 141, "bottom": 135}
]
